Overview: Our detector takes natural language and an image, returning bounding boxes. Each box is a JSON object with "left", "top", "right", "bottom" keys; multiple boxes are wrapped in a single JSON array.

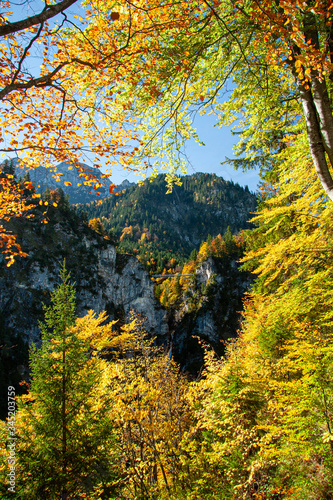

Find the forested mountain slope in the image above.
[
  {"left": 83, "top": 172, "right": 257, "bottom": 273},
  {"left": 5, "top": 158, "right": 135, "bottom": 204}
]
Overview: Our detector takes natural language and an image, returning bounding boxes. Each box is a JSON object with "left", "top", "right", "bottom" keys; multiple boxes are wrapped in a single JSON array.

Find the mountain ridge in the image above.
[
  {"left": 83, "top": 172, "right": 257, "bottom": 273},
  {"left": 2, "top": 158, "right": 136, "bottom": 203}
]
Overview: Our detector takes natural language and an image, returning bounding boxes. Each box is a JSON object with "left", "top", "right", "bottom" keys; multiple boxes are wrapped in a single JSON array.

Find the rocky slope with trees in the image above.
[
  {"left": 83, "top": 172, "right": 257, "bottom": 273},
  {"left": 155, "top": 230, "right": 252, "bottom": 372}
]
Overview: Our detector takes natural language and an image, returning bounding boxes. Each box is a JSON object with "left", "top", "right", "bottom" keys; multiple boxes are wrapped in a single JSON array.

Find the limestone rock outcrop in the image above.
[
  {"left": 166, "top": 255, "right": 252, "bottom": 373},
  {"left": 0, "top": 239, "right": 167, "bottom": 347}
]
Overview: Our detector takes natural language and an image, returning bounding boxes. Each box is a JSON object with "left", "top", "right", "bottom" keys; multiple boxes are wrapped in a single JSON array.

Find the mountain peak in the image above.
[{"left": 1, "top": 159, "right": 136, "bottom": 204}]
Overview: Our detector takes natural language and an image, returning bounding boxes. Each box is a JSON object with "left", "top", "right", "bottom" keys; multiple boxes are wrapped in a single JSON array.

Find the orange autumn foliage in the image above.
[
  {"left": 0, "top": 173, "right": 37, "bottom": 265},
  {"left": 0, "top": 0, "right": 197, "bottom": 261}
]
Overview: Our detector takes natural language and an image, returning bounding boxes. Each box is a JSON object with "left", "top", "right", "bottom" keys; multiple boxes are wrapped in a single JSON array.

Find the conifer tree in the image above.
[
  {"left": 12, "top": 263, "right": 119, "bottom": 500},
  {"left": 223, "top": 227, "right": 235, "bottom": 254}
]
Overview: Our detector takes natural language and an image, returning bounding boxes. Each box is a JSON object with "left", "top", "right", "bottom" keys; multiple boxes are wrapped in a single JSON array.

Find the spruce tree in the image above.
[
  {"left": 13, "top": 263, "right": 119, "bottom": 500},
  {"left": 223, "top": 226, "right": 235, "bottom": 253}
]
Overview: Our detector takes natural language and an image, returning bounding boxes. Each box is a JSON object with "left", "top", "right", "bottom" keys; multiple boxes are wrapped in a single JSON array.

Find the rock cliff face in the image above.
[
  {"left": 166, "top": 255, "right": 253, "bottom": 373},
  {"left": 0, "top": 237, "right": 167, "bottom": 347}
]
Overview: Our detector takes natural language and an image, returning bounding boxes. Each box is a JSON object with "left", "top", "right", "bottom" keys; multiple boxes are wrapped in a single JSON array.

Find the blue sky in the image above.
[
  {"left": 109, "top": 113, "right": 261, "bottom": 193},
  {"left": 181, "top": 113, "right": 260, "bottom": 192}
]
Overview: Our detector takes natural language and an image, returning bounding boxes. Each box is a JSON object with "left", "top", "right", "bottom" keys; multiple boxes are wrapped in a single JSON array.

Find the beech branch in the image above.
[
  {"left": 0, "top": 0, "right": 78, "bottom": 37},
  {"left": 0, "top": 57, "right": 97, "bottom": 100}
]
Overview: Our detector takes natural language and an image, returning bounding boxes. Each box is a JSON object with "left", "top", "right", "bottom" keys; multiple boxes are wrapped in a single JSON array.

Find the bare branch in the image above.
[{"left": 0, "top": 0, "right": 78, "bottom": 37}]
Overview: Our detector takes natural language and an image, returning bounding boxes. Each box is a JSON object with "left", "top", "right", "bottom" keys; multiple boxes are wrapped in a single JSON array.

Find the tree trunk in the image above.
[
  {"left": 311, "top": 76, "right": 333, "bottom": 168},
  {"left": 62, "top": 346, "right": 67, "bottom": 500},
  {"left": 302, "top": 13, "right": 333, "bottom": 169},
  {"left": 298, "top": 81, "right": 333, "bottom": 201},
  {"left": 288, "top": 14, "right": 333, "bottom": 201}
]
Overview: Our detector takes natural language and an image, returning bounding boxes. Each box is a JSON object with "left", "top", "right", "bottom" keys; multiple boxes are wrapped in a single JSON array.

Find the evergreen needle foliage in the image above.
[{"left": 1, "top": 263, "right": 119, "bottom": 500}]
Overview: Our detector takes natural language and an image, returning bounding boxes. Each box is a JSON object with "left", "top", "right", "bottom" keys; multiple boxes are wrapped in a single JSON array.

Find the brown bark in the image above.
[
  {"left": 0, "top": 0, "right": 78, "bottom": 37},
  {"left": 0, "top": 57, "right": 96, "bottom": 100}
]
